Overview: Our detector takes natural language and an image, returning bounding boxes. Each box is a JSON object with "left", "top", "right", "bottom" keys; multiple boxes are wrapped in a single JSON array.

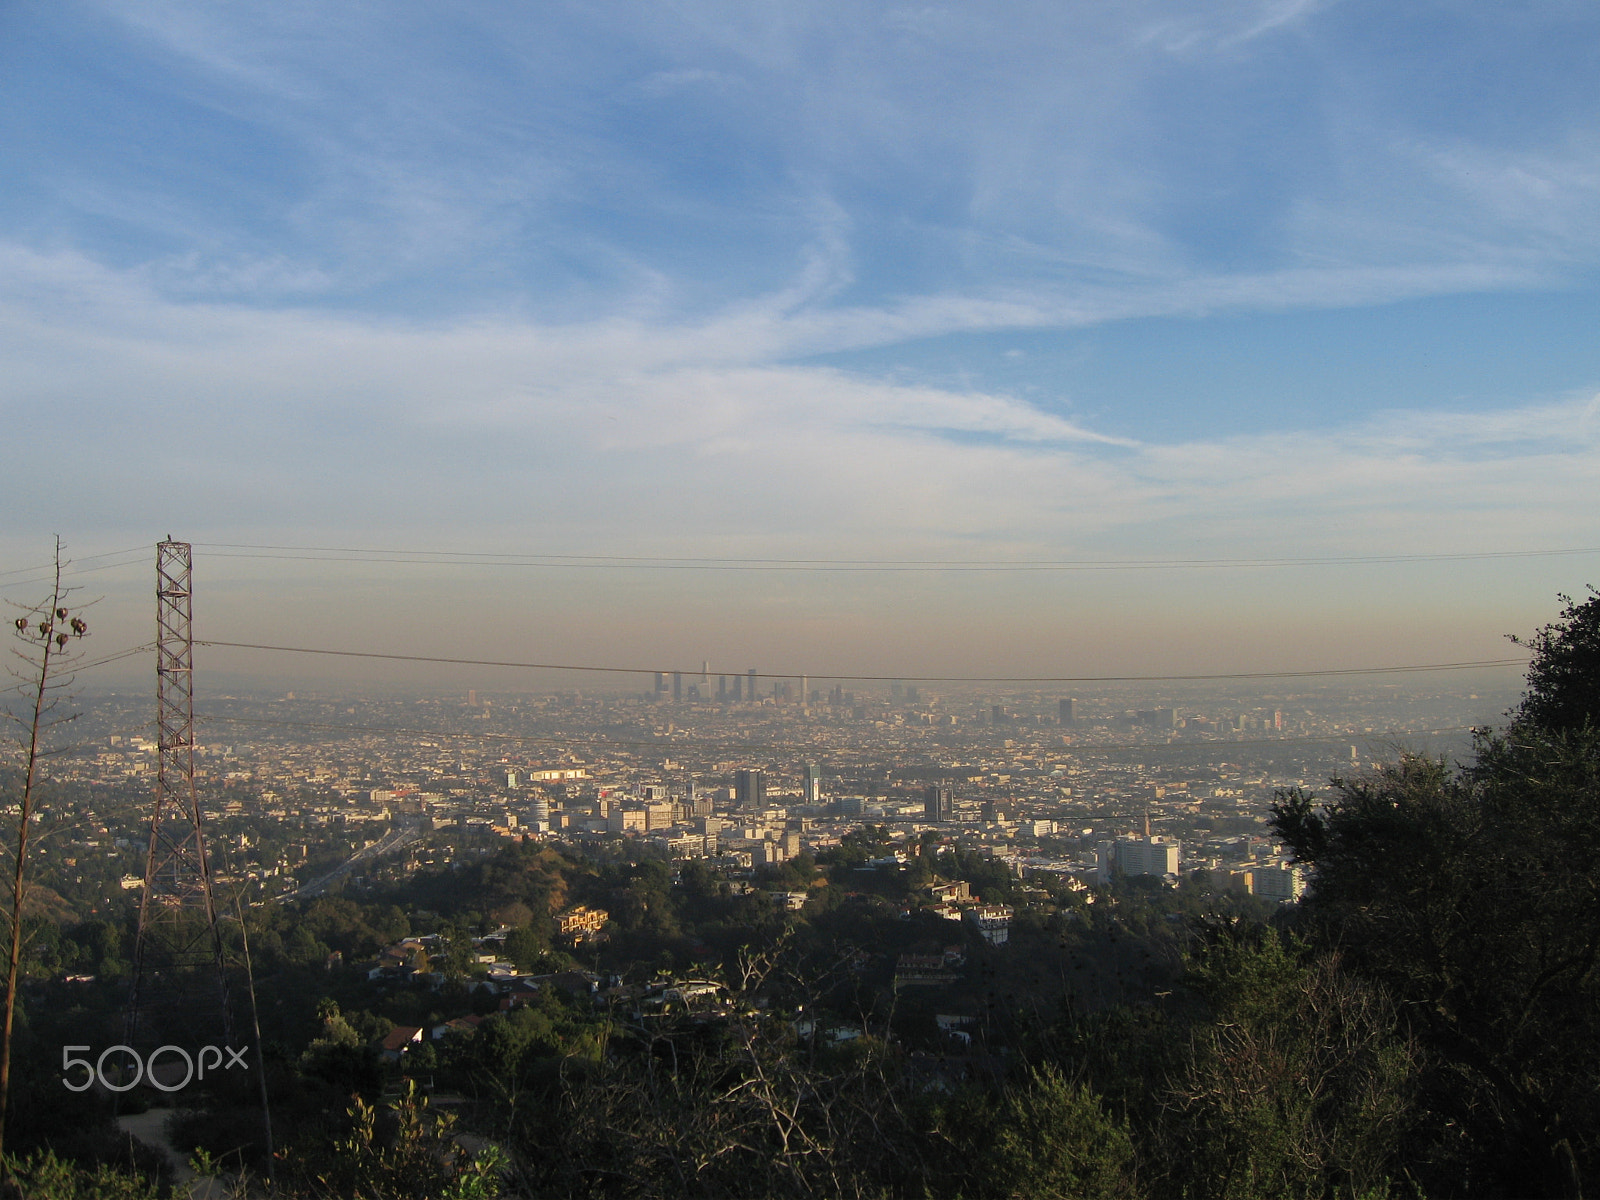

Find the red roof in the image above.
[{"left": 381, "top": 1025, "right": 423, "bottom": 1052}]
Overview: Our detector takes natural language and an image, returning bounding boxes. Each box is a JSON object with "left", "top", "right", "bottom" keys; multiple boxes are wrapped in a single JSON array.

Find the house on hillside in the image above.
[{"left": 379, "top": 1025, "right": 423, "bottom": 1062}]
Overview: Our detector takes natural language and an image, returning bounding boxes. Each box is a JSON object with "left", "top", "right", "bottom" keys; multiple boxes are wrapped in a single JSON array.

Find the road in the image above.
[{"left": 285, "top": 819, "right": 425, "bottom": 901}]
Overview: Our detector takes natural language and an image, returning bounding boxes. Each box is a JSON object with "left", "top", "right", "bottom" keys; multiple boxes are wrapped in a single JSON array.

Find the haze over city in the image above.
[{"left": 4, "top": 1, "right": 1600, "bottom": 681}]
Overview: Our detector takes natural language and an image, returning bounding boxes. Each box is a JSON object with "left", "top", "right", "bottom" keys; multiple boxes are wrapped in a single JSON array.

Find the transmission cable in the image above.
[
  {"left": 197, "top": 639, "right": 1526, "bottom": 684},
  {"left": 189, "top": 541, "right": 1600, "bottom": 573}
]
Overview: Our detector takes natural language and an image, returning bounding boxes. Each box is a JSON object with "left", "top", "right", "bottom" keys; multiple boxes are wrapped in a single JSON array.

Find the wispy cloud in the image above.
[
  {"left": 38, "top": 0, "right": 1592, "bottom": 323},
  {"left": 3, "top": 246, "right": 1596, "bottom": 569},
  {"left": 1139, "top": 0, "right": 1330, "bottom": 55}
]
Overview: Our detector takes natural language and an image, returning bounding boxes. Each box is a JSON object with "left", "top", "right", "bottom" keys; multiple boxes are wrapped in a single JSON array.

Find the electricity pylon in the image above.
[{"left": 125, "top": 539, "right": 233, "bottom": 1049}]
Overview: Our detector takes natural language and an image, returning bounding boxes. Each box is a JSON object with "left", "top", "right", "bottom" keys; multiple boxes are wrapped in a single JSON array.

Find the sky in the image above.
[{"left": 2, "top": 0, "right": 1599, "bottom": 691}]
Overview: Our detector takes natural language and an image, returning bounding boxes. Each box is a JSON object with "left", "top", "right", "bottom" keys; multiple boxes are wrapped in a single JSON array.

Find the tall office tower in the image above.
[
  {"left": 531, "top": 793, "right": 551, "bottom": 829},
  {"left": 1059, "top": 698, "right": 1077, "bottom": 725},
  {"left": 905, "top": 685, "right": 919, "bottom": 703},
  {"left": 672, "top": 672, "right": 682, "bottom": 702},
  {"left": 800, "top": 675, "right": 809, "bottom": 705},
  {"left": 733, "top": 674, "right": 743, "bottom": 702},
  {"left": 924, "top": 785, "right": 955, "bottom": 822},
  {"left": 687, "top": 779, "right": 712, "bottom": 817},
  {"left": 992, "top": 704, "right": 1006, "bottom": 725},
  {"left": 802, "top": 762, "right": 822, "bottom": 805},
  {"left": 734, "top": 768, "right": 766, "bottom": 810},
  {"left": 748, "top": 667, "right": 758, "bottom": 700},
  {"left": 654, "top": 672, "right": 668, "bottom": 696},
  {"left": 718, "top": 676, "right": 727, "bottom": 701},
  {"left": 891, "top": 681, "right": 904, "bottom": 702},
  {"left": 702, "top": 660, "right": 710, "bottom": 683}
]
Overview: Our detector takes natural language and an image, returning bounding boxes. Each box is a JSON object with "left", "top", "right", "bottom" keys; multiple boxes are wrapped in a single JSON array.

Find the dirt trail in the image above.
[{"left": 115, "top": 1110, "right": 231, "bottom": 1199}]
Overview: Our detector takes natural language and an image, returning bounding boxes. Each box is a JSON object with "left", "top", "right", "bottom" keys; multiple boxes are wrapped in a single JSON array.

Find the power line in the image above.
[
  {"left": 0, "top": 646, "right": 152, "bottom": 708},
  {"left": 197, "top": 638, "right": 1527, "bottom": 684},
  {"left": 0, "top": 547, "right": 155, "bottom": 592},
  {"left": 190, "top": 541, "right": 1600, "bottom": 574},
  {"left": 77, "top": 643, "right": 156, "bottom": 673}
]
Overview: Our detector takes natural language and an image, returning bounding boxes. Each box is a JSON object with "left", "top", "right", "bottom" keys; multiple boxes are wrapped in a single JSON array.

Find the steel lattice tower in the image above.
[{"left": 126, "top": 539, "right": 233, "bottom": 1048}]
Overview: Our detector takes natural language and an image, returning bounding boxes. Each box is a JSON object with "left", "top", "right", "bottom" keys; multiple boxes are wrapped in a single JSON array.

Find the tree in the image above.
[
  {"left": 984, "top": 1065, "right": 1137, "bottom": 1200},
  {"left": 0, "top": 541, "right": 89, "bottom": 1166},
  {"left": 1159, "top": 926, "right": 1417, "bottom": 1200},
  {"left": 503, "top": 924, "right": 550, "bottom": 971},
  {"left": 1269, "top": 599, "right": 1600, "bottom": 1198},
  {"left": 1510, "top": 588, "right": 1600, "bottom": 733},
  {"left": 301, "top": 1080, "right": 505, "bottom": 1199},
  {"left": 438, "top": 922, "right": 477, "bottom": 978}
]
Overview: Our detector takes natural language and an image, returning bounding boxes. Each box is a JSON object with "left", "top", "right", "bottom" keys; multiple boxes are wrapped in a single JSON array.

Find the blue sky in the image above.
[{"left": 3, "top": 0, "right": 1599, "bottom": 683}]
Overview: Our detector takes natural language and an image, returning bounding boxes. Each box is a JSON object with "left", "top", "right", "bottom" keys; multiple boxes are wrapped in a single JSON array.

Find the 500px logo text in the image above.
[{"left": 61, "top": 1044, "right": 250, "bottom": 1093}]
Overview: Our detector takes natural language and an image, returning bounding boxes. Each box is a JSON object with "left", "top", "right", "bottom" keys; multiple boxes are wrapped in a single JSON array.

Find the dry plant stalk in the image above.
[{"left": 0, "top": 539, "right": 90, "bottom": 1166}]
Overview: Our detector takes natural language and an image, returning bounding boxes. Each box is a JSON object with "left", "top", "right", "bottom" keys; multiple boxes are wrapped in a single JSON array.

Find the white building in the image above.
[
  {"left": 965, "top": 904, "right": 1013, "bottom": 946},
  {"left": 1250, "top": 864, "right": 1306, "bottom": 902},
  {"left": 1099, "top": 836, "right": 1181, "bottom": 880}
]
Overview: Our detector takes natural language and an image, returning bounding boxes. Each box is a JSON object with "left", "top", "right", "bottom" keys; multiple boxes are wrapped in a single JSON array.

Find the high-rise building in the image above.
[
  {"left": 734, "top": 768, "right": 766, "bottom": 809},
  {"left": 654, "top": 672, "right": 668, "bottom": 696},
  {"left": 748, "top": 667, "right": 758, "bottom": 700},
  {"left": 992, "top": 705, "right": 1006, "bottom": 725},
  {"left": 672, "top": 672, "right": 682, "bottom": 702},
  {"left": 924, "top": 785, "right": 955, "bottom": 822},
  {"left": 718, "top": 676, "right": 727, "bottom": 702},
  {"left": 802, "top": 763, "right": 822, "bottom": 805},
  {"left": 733, "top": 674, "right": 743, "bottom": 702},
  {"left": 1059, "top": 698, "right": 1077, "bottom": 725},
  {"left": 687, "top": 779, "right": 713, "bottom": 818}
]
